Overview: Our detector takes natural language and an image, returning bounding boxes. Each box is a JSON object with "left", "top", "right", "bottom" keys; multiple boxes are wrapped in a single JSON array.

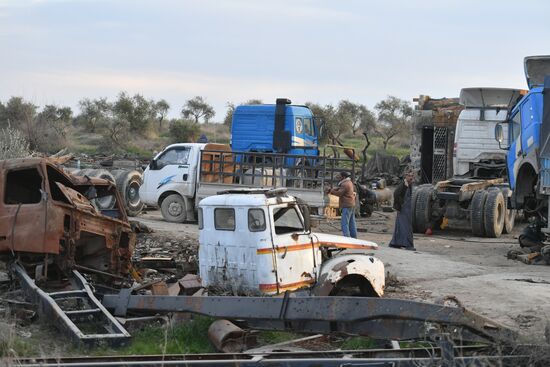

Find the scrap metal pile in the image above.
[{"left": 0, "top": 157, "right": 548, "bottom": 366}]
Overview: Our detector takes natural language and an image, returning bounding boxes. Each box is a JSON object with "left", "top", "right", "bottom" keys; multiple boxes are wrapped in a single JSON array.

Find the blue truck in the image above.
[
  {"left": 231, "top": 98, "right": 320, "bottom": 165},
  {"left": 495, "top": 55, "right": 550, "bottom": 244}
]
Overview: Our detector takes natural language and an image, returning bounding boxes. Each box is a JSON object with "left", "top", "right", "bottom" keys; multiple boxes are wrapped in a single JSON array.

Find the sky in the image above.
[{"left": 0, "top": 0, "right": 549, "bottom": 121}]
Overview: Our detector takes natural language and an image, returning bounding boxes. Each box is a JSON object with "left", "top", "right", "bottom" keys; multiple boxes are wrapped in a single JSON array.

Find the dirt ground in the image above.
[{"left": 137, "top": 209, "right": 550, "bottom": 343}]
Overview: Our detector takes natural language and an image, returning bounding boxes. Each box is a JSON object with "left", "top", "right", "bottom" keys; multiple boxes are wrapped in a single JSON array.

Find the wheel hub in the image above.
[
  {"left": 127, "top": 183, "right": 140, "bottom": 205},
  {"left": 168, "top": 201, "right": 183, "bottom": 217}
]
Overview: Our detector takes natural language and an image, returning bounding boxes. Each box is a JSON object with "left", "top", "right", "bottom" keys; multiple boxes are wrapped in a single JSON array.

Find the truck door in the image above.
[
  {"left": 141, "top": 146, "right": 193, "bottom": 204},
  {"left": 0, "top": 166, "right": 49, "bottom": 254},
  {"left": 268, "top": 204, "right": 319, "bottom": 293},
  {"left": 507, "top": 110, "right": 522, "bottom": 189}
]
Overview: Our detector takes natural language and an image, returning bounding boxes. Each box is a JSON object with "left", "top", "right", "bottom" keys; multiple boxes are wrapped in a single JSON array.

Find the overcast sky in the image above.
[{"left": 0, "top": 0, "right": 549, "bottom": 121}]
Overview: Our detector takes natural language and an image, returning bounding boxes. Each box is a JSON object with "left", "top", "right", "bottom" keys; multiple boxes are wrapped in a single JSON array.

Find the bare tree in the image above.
[
  {"left": 181, "top": 96, "right": 215, "bottom": 124},
  {"left": 374, "top": 96, "right": 413, "bottom": 150},
  {"left": 0, "top": 126, "right": 30, "bottom": 159}
]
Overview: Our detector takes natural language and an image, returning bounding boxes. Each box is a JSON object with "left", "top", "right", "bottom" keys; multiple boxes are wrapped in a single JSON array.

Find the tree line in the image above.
[{"left": 0, "top": 93, "right": 412, "bottom": 153}]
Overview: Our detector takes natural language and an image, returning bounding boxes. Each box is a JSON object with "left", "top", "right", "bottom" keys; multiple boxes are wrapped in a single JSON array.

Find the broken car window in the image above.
[
  {"left": 248, "top": 208, "right": 266, "bottom": 232},
  {"left": 158, "top": 147, "right": 190, "bottom": 167},
  {"left": 5, "top": 168, "right": 43, "bottom": 205},
  {"left": 215, "top": 208, "right": 235, "bottom": 231},
  {"left": 273, "top": 206, "right": 303, "bottom": 234}
]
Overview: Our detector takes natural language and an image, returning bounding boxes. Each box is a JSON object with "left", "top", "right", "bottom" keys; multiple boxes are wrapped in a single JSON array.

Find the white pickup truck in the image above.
[
  {"left": 140, "top": 143, "right": 353, "bottom": 222},
  {"left": 198, "top": 188, "right": 385, "bottom": 296}
]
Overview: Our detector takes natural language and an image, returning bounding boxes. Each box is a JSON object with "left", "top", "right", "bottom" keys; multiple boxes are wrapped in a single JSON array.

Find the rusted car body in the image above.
[{"left": 0, "top": 158, "right": 134, "bottom": 275}]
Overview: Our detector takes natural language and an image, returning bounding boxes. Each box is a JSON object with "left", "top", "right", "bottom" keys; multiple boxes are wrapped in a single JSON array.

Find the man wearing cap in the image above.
[
  {"left": 326, "top": 171, "right": 357, "bottom": 238},
  {"left": 389, "top": 170, "right": 415, "bottom": 251}
]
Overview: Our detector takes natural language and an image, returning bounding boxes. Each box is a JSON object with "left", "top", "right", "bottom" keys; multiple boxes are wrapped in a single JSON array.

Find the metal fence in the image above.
[{"left": 199, "top": 149, "right": 356, "bottom": 189}]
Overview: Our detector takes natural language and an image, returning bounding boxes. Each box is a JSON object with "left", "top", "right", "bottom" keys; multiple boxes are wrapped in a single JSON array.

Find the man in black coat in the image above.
[{"left": 389, "top": 171, "right": 415, "bottom": 251}]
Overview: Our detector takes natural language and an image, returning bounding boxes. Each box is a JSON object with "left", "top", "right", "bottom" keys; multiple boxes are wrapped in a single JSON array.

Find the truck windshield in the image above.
[
  {"left": 273, "top": 206, "right": 304, "bottom": 234},
  {"left": 158, "top": 147, "right": 190, "bottom": 166}
]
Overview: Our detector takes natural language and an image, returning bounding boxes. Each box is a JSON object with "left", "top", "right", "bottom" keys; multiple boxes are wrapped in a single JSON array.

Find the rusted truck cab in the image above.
[
  {"left": 198, "top": 188, "right": 385, "bottom": 296},
  {"left": 0, "top": 158, "right": 135, "bottom": 276}
]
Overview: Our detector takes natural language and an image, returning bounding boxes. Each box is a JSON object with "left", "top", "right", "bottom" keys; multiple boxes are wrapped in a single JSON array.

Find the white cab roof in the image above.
[
  {"left": 199, "top": 193, "right": 296, "bottom": 207},
  {"left": 459, "top": 88, "right": 523, "bottom": 108}
]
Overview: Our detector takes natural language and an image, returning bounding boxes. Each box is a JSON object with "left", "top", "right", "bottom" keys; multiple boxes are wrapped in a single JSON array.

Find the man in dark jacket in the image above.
[
  {"left": 389, "top": 171, "right": 415, "bottom": 250},
  {"left": 326, "top": 171, "right": 357, "bottom": 238}
]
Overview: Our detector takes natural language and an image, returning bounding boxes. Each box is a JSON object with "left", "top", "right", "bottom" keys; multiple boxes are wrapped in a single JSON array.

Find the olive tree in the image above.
[
  {"left": 373, "top": 96, "right": 413, "bottom": 150},
  {"left": 181, "top": 96, "right": 215, "bottom": 124}
]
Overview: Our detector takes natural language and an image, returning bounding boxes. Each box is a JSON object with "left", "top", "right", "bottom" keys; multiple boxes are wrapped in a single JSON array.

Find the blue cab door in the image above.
[{"left": 507, "top": 109, "right": 522, "bottom": 190}]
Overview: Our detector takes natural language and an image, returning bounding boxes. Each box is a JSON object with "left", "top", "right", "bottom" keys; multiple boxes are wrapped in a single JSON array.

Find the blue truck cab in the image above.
[
  {"left": 497, "top": 56, "right": 550, "bottom": 209},
  {"left": 231, "top": 99, "right": 319, "bottom": 164}
]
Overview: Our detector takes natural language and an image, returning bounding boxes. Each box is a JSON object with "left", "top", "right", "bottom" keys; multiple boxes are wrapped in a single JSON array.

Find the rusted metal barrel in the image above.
[{"left": 208, "top": 319, "right": 255, "bottom": 352}]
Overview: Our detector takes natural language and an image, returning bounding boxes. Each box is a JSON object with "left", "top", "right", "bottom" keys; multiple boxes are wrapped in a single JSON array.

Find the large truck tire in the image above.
[
  {"left": 503, "top": 208, "right": 516, "bottom": 234},
  {"left": 112, "top": 169, "right": 144, "bottom": 217},
  {"left": 89, "top": 169, "right": 117, "bottom": 210},
  {"left": 501, "top": 188, "right": 515, "bottom": 234},
  {"left": 470, "top": 190, "right": 487, "bottom": 237},
  {"left": 160, "top": 194, "right": 187, "bottom": 223},
  {"left": 411, "top": 187, "right": 420, "bottom": 232},
  {"left": 414, "top": 187, "right": 433, "bottom": 234},
  {"left": 483, "top": 189, "right": 505, "bottom": 238}
]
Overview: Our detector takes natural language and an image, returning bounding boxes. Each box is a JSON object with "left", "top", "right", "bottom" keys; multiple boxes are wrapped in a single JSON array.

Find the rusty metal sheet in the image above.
[{"left": 55, "top": 182, "right": 97, "bottom": 214}]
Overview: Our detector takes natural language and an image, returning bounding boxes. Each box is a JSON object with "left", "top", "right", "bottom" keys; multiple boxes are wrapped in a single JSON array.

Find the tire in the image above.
[
  {"left": 483, "top": 189, "right": 505, "bottom": 238},
  {"left": 411, "top": 187, "right": 421, "bottom": 232},
  {"left": 414, "top": 187, "right": 433, "bottom": 234},
  {"left": 160, "top": 194, "right": 187, "bottom": 223},
  {"left": 470, "top": 190, "right": 487, "bottom": 237},
  {"left": 112, "top": 170, "right": 144, "bottom": 217},
  {"left": 89, "top": 169, "right": 116, "bottom": 210},
  {"left": 501, "top": 189, "right": 515, "bottom": 234},
  {"left": 503, "top": 208, "right": 516, "bottom": 234}
]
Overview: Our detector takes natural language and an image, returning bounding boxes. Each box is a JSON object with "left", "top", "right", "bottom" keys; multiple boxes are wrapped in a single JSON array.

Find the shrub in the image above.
[
  {"left": 169, "top": 119, "right": 200, "bottom": 143},
  {"left": 0, "top": 126, "right": 30, "bottom": 159}
]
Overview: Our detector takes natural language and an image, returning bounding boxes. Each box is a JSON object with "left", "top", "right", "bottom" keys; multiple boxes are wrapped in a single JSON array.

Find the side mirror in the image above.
[
  {"left": 149, "top": 159, "right": 158, "bottom": 170},
  {"left": 299, "top": 204, "right": 311, "bottom": 232},
  {"left": 494, "top": 123, "right": 504, "bottom": 144}
]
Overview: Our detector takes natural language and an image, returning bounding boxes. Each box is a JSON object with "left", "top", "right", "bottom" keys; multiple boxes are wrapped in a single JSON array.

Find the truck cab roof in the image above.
[
  {"left": 459, "top": 88, "right": 525, "bottom": 109},
  {"left": 524, "top": 55, "right": 550, "bottom": 88},
  {"left": 199, "top": 188, "right": 295, "bottom": 207}
]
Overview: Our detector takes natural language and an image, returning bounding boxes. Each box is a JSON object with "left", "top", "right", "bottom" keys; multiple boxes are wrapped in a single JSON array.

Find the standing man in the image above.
[
  {"left": 327, "top": 171, "right": 357, "bottom": 238},
  {"left": 389, "top": 170, "right": 416, "bottom": 251}
]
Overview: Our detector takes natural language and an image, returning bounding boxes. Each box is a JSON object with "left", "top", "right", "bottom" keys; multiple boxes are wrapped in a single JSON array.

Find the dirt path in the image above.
[{"left": 137, "top": 210, "right": 550, "bottom": 342}]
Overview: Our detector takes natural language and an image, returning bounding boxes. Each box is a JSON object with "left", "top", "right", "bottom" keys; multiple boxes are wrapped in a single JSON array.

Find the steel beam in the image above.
[{"left": 101, "top": 292, "right": 518, "bottom": 345}]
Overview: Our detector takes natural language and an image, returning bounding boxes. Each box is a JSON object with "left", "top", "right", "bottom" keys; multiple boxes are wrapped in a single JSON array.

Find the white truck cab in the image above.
[
  {"left": 198, "top": 188, "right": 385, "bottom": 296},
  {"left": 454, "top": 88, "right": 524, "bottom": 177},
  {"left": 140, "top": 143, "right": 228, "bottom": 222}
]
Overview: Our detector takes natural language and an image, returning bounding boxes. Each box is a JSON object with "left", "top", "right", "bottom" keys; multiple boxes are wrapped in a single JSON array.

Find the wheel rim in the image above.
[
  {"left": 168, "top": 201, "right": 183, "bottom": 217},
  {"left": 127, "top": 182, "right": 141, "bottom": 206}
]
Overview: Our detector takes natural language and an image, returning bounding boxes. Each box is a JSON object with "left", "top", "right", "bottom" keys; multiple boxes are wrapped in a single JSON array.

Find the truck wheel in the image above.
[
  {"left": 470, "top": 190, "right": 487, "bottom": 237},
  {"left": 90, "top": 169, "right": 116, "bottom": 210},
  {"left": 160, "top": 194, "right": 187, "bottom": 223},
  {"left": 503, "top": 208, "right": 516, "bottom": 234},
  {"left": 484, "top": 190, "right": 505, "bottom": 238},
  {"left": 113, "top": 170, "right": 144, "bottom": 217},
  {"left": 414, "top": 187, "right": 433, "bottom": 234},
  {"left": 411, "top": 187, "right": 421, "bottom": 232}
]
